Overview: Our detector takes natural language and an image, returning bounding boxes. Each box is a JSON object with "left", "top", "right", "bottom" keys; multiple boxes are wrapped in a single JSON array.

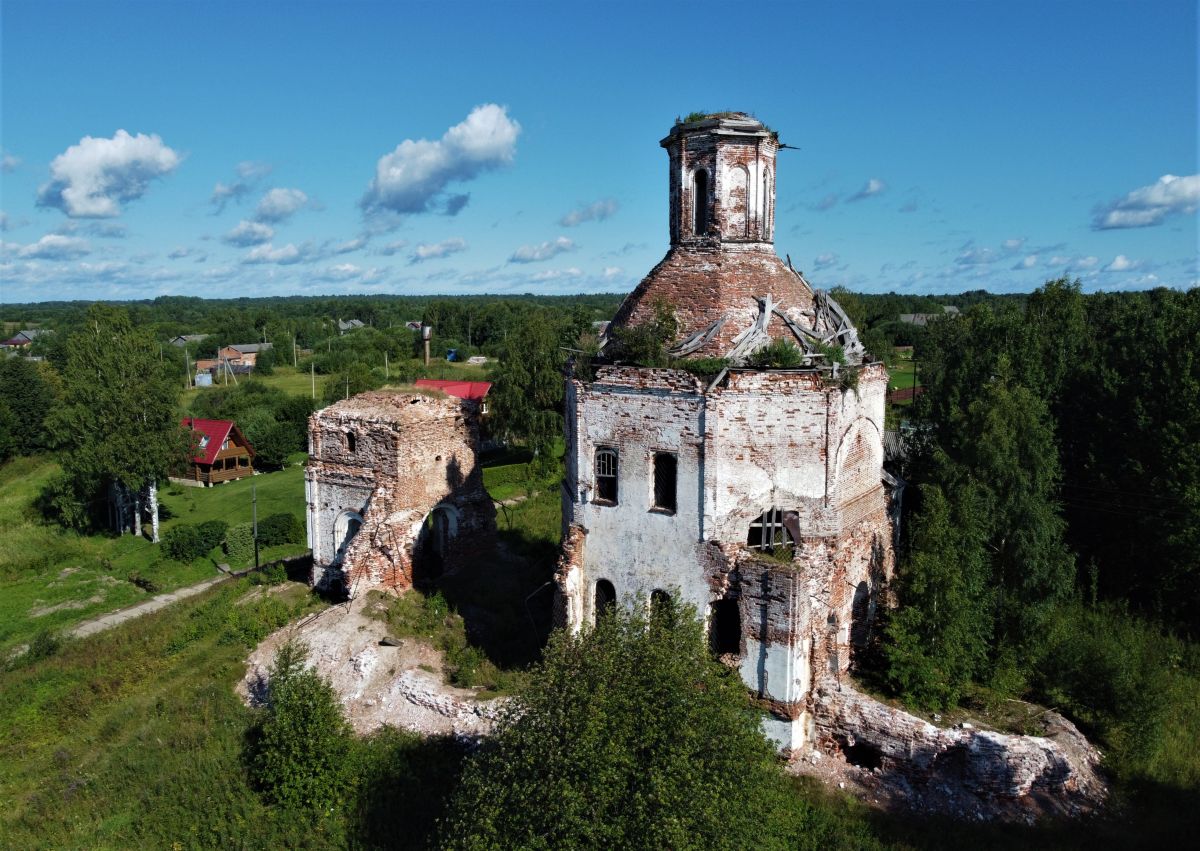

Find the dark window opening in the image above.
[
  {"left": 594, "top": 579, "right": 616, "bottom": 622},
  {"left": 346, "top": 431, "right": 357, "bottom": 453},
  {"left": 850, "top": 581, "right": 871, "bottom": 648},
  {"left": 650, "top": 589, "right": 672, "bottom": 620},
  {"left": 595, "top": 447, "right": 618, "bottom": 504},
  {"left": 709, "top": 599, "right": 741, "bottom": 657},
  {"left": 746, "top": 507, "right": 794, "bottom": 554},
  {"left": 693, "top": 170, "right": 709, "bottom": 235},
  {"left": 652, "top": 452, "right": 677, "bottom": 512}
]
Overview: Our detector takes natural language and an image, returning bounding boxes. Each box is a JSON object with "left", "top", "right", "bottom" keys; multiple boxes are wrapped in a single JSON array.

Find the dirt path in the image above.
[{"left": 69, "top": 575, "right": 228, "bottom": 638}]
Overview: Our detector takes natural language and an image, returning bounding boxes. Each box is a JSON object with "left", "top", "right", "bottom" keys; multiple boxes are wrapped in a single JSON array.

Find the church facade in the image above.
[{"left": 555, "top": 113, "right": 896, "bottom": 750}]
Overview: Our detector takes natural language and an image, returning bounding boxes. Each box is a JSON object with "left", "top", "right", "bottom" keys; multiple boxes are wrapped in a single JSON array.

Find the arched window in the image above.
[
  {"left": 650, "top": 588, "right": 671, "bottom": 614},
  {"left": 594, "top": 579, "right": 616, "bottom": 622},
  {"left": 692, "top": 170, "right": 709, "bottom": 235},
  {"left": 746, "top": 507, "right": 794, "bottom": 553},
  {"left": 594, "top": 447, "right": 618, "bottom": 504}
]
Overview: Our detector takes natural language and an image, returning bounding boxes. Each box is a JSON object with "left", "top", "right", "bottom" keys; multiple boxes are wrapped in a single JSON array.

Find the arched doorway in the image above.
[
  {"left": 594, "top": 579, "right": 616, "bottom": 624},
  {"left": 333, "top": 511, "right": 363, "bottom": 564},
  {"left": 415, "top": 504, "right": 458, "bottom": 584}
]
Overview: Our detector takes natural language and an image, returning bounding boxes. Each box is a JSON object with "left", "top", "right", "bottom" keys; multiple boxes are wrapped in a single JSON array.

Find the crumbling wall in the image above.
[
  {"left": 811, "top": 682, "right": 1106, "bottom": 821},
  {"left": 306, "top": 391, "right": 495, "bottom": 597}
]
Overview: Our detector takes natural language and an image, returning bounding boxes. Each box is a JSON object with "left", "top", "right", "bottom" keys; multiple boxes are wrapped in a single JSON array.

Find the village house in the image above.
[
  {"left": 179, "top": 417, "right": 255, "bottom": 485},
  {"left": 0, "top": 328, "right": 51, "bottom": 350}
]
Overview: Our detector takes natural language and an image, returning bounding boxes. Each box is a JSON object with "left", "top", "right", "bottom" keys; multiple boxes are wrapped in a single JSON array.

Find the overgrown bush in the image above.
[
  {"left": 224, "top": 522, "right": 255, "bottom": 566},
  {"left": 250, "top": 639, "right": 353, "bottom": 814},
  {"left": 258, "top": 513, "right": 304, "bottom": 547},
  {"left": 748, "top": 338, "right": 804, "bottom": 368},
  {"left": 162, "top": 519, "right": 228, "bottom": 562}
]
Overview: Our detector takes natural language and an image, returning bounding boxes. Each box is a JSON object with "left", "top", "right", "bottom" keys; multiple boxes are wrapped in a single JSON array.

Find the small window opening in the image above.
[
  {"left": 594, "top": 579, "right": 616, "bottom": 622},
  {"left": 652, "top": 452, "right": 677, "bottom": 512},
  {"left": 693, "top": 170, "right": 709, "bottom": 235},
  {"left": 595, "top": 447, "right": 618, "bottom": 504},
  {"left": 346, "top": 431, "right": 357, "bottom": 453},
  {"left": 746, "top": 507, "right": 794, "bottom": 554},
  {"left": 709, "top": 599, "right": 741, "bottom": 657},
  {"left": 650, "top": 589, "right": 672, "bottom": 619}
]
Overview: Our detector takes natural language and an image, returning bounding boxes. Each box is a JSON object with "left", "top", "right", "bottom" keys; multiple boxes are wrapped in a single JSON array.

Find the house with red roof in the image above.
[
  {"left": 413, "top": 379, "right": 491, "bottom": 413},
  {"left": 180, "top": 418, "right": 256, "bottom": 485}
]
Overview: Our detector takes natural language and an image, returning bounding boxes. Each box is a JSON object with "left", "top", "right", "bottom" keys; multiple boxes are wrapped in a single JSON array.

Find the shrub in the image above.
[
  {"left": 224, "top": 522, "right": 255, "bottom": 566},
  {"left": 748, "top": 338, "right": 805, "bottom": 369},
  {"left": 197, "top": 519, "right": 229, "bottom": 553},
  {"left": 258, "top": 513, "right": 305, "bottom": 547},
  {"left": 251, "top": 640, "right": 352, "bottom": 814},
  {"left": 164, "top": 520, "right": 228, "bottom": 562},
  {"left": 162, "top": 524, "right": 204, "bottom": 562}
]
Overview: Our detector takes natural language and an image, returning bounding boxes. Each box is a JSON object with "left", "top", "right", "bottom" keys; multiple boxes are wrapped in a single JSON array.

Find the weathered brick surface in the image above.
[{"left": 306, "top": 391, "right": 495, "bottom": 597}]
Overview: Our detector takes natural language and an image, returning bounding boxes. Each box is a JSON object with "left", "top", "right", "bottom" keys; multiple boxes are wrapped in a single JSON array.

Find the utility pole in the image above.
[
  {"left": 311, "top": 361, "right": 316, "bottom": 399},
  {"left": 422, "top": 325, "right": 432, "bottom": 367},
  {"left": 384, "top": 351, "right": 389, "bottom": 380},
  {"left": 292, "top": 334, "right": 297, "bottom": 368},
  {"left": 252, "top": 483, "right": 260, "bottom": 571},
  {"left": 344, "top": 375, "right": 349, "bottom": 400},
  {"left": 184, "top": 349, "right": 191, "bottom": 389}
]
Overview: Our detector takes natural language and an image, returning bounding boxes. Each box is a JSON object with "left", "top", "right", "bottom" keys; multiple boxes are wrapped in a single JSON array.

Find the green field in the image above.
[{"left": 0, "top": 457, "right": 306, "bottom": 654}]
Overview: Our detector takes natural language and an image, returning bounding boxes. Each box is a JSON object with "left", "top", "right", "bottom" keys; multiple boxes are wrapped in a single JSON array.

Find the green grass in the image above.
[{"left": 0, "top": 457, "right": 307, "bottom": 654}]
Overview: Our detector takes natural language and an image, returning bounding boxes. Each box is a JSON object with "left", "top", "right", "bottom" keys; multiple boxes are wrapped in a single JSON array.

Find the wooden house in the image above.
[{"left": 181, "top": 418, "right": 255, "bottom": 485}]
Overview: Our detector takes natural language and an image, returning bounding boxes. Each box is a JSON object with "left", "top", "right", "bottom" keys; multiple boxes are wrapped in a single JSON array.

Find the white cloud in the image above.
[
  {"left": 210, "top": 161, "right": 271, "bottom": 211},
  {"left": 530, "top": 267, "right": 583, "bottom": 281},
  {"left": 1001, "top": 238, "right": 1025, "bottom": 252},
  {"left": 509, "top": 236, "right": 575, "bottom": 263},
  {"left": 242, "top": 243, "right": 308, "bottom": 265},
  {"left": 813, "top": 252, "right": 838, "bottom": 269},
  {"left": 1093, "top": 174, "right": 1200, "bottom": 229},
  {"left": 812, "top": 193, "right": 839, "bottom": 212},
  {"left": 14, "top": 233, "right": 92, "bottom": 259},
  {"left": 1, "top": 149, "right": 20, "bottom": 173},
  {"left": 560, "top": 198, "right": 619, "bottom": 226},
  {"left": 37, "top": 130, "right": 181, "bottom": 217},
  {"left": 378, "top": 239, "right": 410, "bottom": 256},
  {"left": 956, "top": 246, "right": 997, "bottom": 266},
  {"left": 409, "top": 237, "right": 467, "bottom": 264},
  {"left": 223, "top": 220, "right": 275, "bottom": 246},
  {"left": 847, "top": 178, "right": 887, "bottom": 202},
  {"left": 1104, "top": 254, "right": 1137, "bottom": 272},
  {"left": 316, "top": 263, "right": 368, "bottom": 282},
  {"left": 602, "top": 266, "right": 623, "bottom": 278},
  {"left": 1076, "top": 256, "right": 1099, "bottom": 269},
  {"left": 361, "top": 104, "right": 520, "bottom": 216},
  {"left": 332, "top": 237, "right": 366, "bottom": 254},
  {"left": 167, "top": 246, "right": 193, "bottom": 259},
  {"left": 1013, "top": 255, "right": 1039, "bottom": 270},
  {"left": 255, "top": 187, "right": 312, "bottom": 223}
]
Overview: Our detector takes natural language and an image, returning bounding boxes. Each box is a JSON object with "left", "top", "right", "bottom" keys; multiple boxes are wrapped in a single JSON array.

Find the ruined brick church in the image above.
[
  {"left": 555, "top": 112, "right": 896, "bottom": 750},
  {"left": 298, "top": 115, "right": 1106, "bottom": 815}
]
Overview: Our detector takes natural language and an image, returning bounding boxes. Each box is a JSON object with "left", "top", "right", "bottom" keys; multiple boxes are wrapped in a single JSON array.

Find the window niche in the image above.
[
  {"left": 346, "top": 431, "right": 357, "bottom": 453},
  {"left": 692, "top": 169, "right": 709, "bottom": 236},
  {"left": 594, "top": 579, "right": 616, "bottom": 623},
  {"left": 652, "top": 452, "right": 677, "bottom": 513},
  {"left": 594, "top": 447, "right": 618, "bottom": 504},
  {"left": 746, "top": 507, "right": 794, "bottom": 558}
]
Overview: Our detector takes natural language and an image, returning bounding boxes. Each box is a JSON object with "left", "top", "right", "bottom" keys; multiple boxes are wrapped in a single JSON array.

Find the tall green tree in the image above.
[
  {"left": 488, "top": 309, "right": 565, "bottom": 462},
  {"left": 46, "top": 304, "right": 188, "bottom": 537},
  {"left": 441, "top": 601, "right": 812, "bottom": 850},
  {"left": 0, "top": 357, "right": 61, "bottom": 458},
  {"left": 885, "top": 482, "right": 992, "bottom": 710}
]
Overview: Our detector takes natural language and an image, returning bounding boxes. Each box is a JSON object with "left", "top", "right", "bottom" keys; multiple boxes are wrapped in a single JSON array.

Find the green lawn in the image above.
[
  {"left": 181, "top": 364, "right": 328, "bottom": 406},
  {"left": 0, "top": 457, "right": 307, "bottom": 654}
]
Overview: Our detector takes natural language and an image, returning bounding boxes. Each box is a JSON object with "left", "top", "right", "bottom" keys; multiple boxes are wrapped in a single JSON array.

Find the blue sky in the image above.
[{"left": 1, "top": 0, "right": 1196, "bottom": 302}]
